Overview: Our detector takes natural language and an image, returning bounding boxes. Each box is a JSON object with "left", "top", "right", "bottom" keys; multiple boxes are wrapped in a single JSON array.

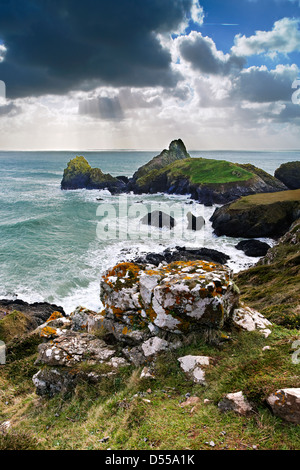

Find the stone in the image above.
[
  {"left": 267, "top": 388, "right": 300, "bottom": 424},
  {"left": 218, "top": 391, "right": 253, "bottom": 416},
  {"left": 141, "top": 337, "right": 169, "bottom": 357},
  {"left": 178, "top": 355, "right": 211, "bottom": 385},
  {"left": 69, "top": 306, "right": 100, "bottom": 332},
  {"left": 101, "top": 260, "right": 239, "bottom": 339},
  {"left": 35, "top": 331, "right": 116, "bottom": 367},
  {"left": 233, "top": 306, "right": 272, "bottom": 337},
  {"left": 235, "top": 239, "right": 270, "bottom": 257},
  {"left": 180, "top": 396, "right": 200, "bottom": 407},
  {"left": 33, "top": 368, "right": 78, "bottom": 397},
  {"left": 140, "top": 367, "right": 155, "bottom": 379}
]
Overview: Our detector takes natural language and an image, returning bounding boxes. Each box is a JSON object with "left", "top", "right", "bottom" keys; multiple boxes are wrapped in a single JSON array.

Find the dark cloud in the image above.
[
  {"left": 178, "top": 33, "right": 246, "bottom": 75},
  {"left": 235, "top": 66, "right": 297, "bottom": 102},
  {"left": 0, "top": 0, "right": 194, "bottom": 98}
]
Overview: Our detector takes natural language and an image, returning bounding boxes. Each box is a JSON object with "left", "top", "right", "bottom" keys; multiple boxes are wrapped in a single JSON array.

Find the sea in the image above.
[{"left": 0, "top": 149, "right": 298, "bottom": 314}]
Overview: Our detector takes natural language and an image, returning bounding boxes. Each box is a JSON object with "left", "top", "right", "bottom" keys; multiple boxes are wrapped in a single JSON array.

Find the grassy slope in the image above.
[
  {"left": 235, "top": 219, "right": 300, "bottom": 328},
  {"left": 1, "top": 324, "right": 300, "bottom": 450},
  {"left": 231, "top": 189, "right": 300, "bottom": 209},
  {"left": 136, "top": 158, "right": 255, "bottom": 188}
]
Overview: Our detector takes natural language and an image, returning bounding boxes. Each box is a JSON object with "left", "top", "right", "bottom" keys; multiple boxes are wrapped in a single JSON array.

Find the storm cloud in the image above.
[
  {"left": 177, "top": 32, "right": 246, "bottom": 75},
  {"left": 0, "top": 0, "right": 195, "bottom": 98}
]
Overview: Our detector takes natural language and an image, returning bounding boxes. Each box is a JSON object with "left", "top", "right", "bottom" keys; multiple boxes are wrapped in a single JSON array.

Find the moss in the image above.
[{"left": 0, "top": 310, "right": 35, "bottom": 343}]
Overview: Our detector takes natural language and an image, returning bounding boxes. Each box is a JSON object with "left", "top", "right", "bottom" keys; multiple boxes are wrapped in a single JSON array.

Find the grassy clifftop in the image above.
[{"left": 135, "top": 157, "right": 255, "bottom": 189}]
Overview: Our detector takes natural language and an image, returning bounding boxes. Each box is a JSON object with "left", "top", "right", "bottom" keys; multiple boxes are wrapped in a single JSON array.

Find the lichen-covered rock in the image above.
[
  {"left": 267, "top": 388, "right": 300, "bottom": 424},
  {"left": 35, "top": 331, "right": 116, "bottom": 367},
  {"left": 33, "top": 368, "right": 79, "bottom": 397},
  {"left": 178, "top": 355, "right": 211, "bottom": 385},
  {"left": 233, "top": 306, "right": 272, "bottom": 337},
  {"left": 218, "top": 391, "right": 253, "bottom": 416},
  {"left": 101, "top": 260, "right": 239, "bottom": 339}
]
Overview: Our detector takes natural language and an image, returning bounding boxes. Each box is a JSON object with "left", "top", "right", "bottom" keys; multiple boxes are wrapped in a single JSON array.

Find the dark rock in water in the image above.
[
  {"left": 140, "top": 210, "right": 176, "bottom": 229},
  {"left": 211, "top": 189, "right": 300, "bottom": 238},
  {"left": 61, "top": 156, "right": 128, "bottom": 193},
  {"left": 235, "top": 240, "right": 270, "bottom": 257},
  {"left": 187, "top": 212, "right": 205, "bottom": 231},
  {"left": 0, "top": 299, "right": 65, "bottom": 325},
  {"left": 116, "top": 175, "right": 129, "bottom": 184},
  {"left": 275, "top": 161, "right": 300, "bottom": 190},
  {"left": 134, "top": 246, "right": 230, "bottom": 266}
]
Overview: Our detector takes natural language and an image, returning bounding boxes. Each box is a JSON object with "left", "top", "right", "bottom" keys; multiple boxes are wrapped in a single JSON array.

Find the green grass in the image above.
[
  {"left": 0, "top": 326, "right": 299, "bottom": 450},
  {"left": 136, "top": 158, "right": 255, "bottom": 188}
]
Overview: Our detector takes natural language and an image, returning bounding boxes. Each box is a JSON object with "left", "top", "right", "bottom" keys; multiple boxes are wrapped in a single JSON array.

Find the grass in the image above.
[
  {"left": 235, "top": 220, "right": 300, "bottom": 328},
  {"left": 136, "top": 158, "right": 255, "bottom": 188},
  {"left": 0, "top": 325, "right": 299, "bottom": 450},
  {"left": 231, "top": 189, "right": 300, "bottom": 209}
]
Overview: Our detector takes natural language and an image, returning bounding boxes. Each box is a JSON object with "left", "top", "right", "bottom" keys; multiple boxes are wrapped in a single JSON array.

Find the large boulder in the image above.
[
  {"left": 275, "top": 162, "right": 300, "bottom": 190},
  {"left": 267, "top": 388, "right": 300, "bottom": 424},
  {"left": 235, "top": 240, "right": 270, "bottom": 257},
  {"left": 211, "top": 189, "right": 300, "bottom": 238},
  {"left": 61, "top": 156, "right": 127, "bottom": 193},
  {"left": 101, "top": 260, "right": 240, "bottom": 338}
]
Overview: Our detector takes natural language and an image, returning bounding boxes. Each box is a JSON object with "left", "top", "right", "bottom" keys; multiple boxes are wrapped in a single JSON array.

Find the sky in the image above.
[{"left": 0, "top": 0, "right": 300, "bottom": 150}]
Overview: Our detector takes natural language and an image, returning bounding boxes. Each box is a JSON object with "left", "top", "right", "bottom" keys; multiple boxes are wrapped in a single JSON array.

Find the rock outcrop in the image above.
[
  {"left": 211, "top": 189, "right": 300, "bottom": 238},
  {"left": 32, "top": 261, "right": 273, "bottom": 397},
  {"left": 275, "top": 161, "right": 300, "bottom": 190},
  {"left": 61, "top": 156, "right": 127, "bottom": 193},
  {"left": 133, "top": 246, "right": 230, "bottom": 267},
  {"left": 130, "top": 139, "right": 190, "bottom": 187}
]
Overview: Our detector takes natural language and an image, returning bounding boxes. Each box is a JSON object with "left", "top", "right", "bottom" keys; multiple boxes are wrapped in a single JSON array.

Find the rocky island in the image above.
[{"left": 61, "top": 140, "right": 287, "bottom": 205}]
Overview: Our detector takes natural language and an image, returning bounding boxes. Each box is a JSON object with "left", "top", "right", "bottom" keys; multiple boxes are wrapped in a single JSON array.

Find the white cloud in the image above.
[
  {"left": 0, "top": 44, "right": 7, "bottom": 63},
  {"left": 232, "top": 17, "right": 300, "bottom": 57}
]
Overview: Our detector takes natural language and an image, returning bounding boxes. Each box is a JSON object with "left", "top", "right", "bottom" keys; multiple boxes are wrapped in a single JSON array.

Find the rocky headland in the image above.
[{"left": 211, "top": 189, "right": 300, "bottom": 238}]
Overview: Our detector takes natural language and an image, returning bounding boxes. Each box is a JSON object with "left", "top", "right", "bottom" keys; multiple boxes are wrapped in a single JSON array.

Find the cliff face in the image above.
[
  {"left": 275, "top": 161, "right": 300, "bottom": 190},
  {"left": 211, "top": 189, "right": 300, "bottom": 238}
]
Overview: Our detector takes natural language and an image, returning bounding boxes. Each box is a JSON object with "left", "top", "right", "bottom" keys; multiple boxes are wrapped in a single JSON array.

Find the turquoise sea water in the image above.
[{"left": 0, "top": 149, "right": 298, "bottom": 313}]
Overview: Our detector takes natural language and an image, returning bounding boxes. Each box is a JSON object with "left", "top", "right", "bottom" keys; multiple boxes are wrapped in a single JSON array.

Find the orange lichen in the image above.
[
  {"left": 47, "top": 311, "right": 63, "bottom": 322},
  {"left": 40, "top": 326, "right": 57, "bottom": 338}
]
